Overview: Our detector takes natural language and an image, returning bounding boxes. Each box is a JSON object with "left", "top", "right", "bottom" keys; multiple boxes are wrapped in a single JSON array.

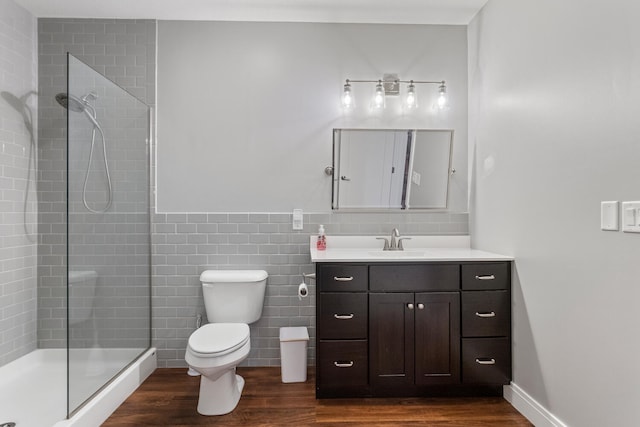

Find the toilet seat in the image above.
[{"left": 188, "top": 323, "right": 250, "bottom": 358}]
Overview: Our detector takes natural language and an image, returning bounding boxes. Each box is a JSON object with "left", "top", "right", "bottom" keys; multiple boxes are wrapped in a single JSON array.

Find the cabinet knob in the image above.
[
  {"left": 417, "top": 303, "right": 424, "bottom": 310},
  {"left": 407, "top": 303, "right": 414, "bottom": 310}
]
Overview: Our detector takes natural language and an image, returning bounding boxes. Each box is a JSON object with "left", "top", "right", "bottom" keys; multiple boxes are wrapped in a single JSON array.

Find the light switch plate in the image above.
[
  {"left": 621, "top": 201, "right": 640, "bottom": 233},
  {"left": 292, "top": 209, "right": 303, "bottom": 230},
  {"left": 601, "top": 201, "right": 619, "bottom": 231}
]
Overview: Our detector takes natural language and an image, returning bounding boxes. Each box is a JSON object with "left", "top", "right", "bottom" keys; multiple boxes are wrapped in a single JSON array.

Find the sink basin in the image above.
[{"left": 367, "top": 250, "right": 426, "bottom": 258}]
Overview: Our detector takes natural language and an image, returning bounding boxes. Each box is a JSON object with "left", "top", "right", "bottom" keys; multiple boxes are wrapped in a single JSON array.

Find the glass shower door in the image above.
[{"left": 66, "top": 54, "right": 151, "bottom": 416}]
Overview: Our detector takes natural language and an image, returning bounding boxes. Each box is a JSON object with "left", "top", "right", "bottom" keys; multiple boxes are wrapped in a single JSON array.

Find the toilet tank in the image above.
[{"left": 200, "top": 270, "right": 268, "bottom": 324}]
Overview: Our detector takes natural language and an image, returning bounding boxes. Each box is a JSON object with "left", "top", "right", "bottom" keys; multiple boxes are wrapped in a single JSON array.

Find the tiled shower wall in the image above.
[
  {"left": 0, "top": 0, "right": 38, "bottom": 367},
  {"left": 153, "top": 212, "right": 468, "bottom": 368},
  {"left": 37, "top": 18, "right": 156, "bottom": 348}
]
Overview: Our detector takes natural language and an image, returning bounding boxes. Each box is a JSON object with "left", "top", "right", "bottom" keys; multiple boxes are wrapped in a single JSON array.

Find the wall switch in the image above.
[
  {"left": 621, "top": 201, "right": 640, "bottom": 233},
  {"left": 601, "top": 201, "right": 619, "bottom": 231},
  {"left": 292, "top": 209, "right": 303, "bottom": 230}
]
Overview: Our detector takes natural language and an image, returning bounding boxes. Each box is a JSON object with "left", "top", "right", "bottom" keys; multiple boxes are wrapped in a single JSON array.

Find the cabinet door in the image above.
[
  {"left": 415, "top": 292, "right": 460, "bottom": 385},
  {"left": 369, "top": 293, "right": 414, "bottom": 387}
]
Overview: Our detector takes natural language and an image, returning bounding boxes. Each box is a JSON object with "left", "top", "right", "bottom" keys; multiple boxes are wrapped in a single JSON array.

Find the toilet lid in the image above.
[{"left": 188, "top": 323, "right": 250, "bottom": 356}]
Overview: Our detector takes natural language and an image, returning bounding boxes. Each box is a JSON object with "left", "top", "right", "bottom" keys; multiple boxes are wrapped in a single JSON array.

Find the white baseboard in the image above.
[{"left": 504, "top": 382, "right": 568, "bottom": 427}]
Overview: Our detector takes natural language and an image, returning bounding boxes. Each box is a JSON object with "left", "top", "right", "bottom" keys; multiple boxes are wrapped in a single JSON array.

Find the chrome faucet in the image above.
[
  {"left": 377, "top": 228, "right": 411, "bottom": 251},
  {"left": 390, "top": 228, "right": 400, "bottom": 250}
]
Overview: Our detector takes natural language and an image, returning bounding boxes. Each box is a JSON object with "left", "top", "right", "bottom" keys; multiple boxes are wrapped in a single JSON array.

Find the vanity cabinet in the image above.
[{"left": 315, "top": 261, "right": 511, "bottom": 398}]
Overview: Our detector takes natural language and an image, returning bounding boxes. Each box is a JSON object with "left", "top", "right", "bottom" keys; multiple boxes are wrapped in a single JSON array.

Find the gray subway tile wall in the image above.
[
  {"left": 37, "top": 19, "right": 156, "bottom": 349},
  {"left": 152, "top": 212, "right": 468, "bottom": 368},
  {"left": 0, "top": 0, "right": 38, "bottom": 366},
  {"left": 34, "top": 17, "right": 470, "bottom": 369}
]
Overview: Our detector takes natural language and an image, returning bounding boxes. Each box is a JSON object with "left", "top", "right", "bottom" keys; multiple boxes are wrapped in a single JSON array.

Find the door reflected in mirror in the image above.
[{"left": 332, "top": 129, "right": 453, "bottom": 211}]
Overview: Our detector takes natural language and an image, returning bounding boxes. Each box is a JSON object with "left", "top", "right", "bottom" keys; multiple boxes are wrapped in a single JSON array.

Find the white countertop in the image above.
[{"left": 310, "top": 235, "right": 513, "bottom": 263}]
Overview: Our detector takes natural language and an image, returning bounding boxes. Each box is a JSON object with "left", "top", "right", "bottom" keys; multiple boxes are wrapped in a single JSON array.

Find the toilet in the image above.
[{"left": 185, "top": 269, "right": 268, "bottom": 416}]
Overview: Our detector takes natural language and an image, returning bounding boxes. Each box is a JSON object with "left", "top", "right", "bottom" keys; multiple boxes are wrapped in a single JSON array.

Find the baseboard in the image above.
[{"left": 504, "top": 382, "right": 568, "bottom": 427}]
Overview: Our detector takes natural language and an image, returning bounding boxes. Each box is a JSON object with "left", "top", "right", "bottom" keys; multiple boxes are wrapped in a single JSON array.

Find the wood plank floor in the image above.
[{"left": 104, "top": 368, "right": 533, "bottom": 426}]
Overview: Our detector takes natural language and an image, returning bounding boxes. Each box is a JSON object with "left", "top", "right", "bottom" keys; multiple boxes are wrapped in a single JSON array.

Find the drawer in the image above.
[
  {"left": 461, "top": 263, "right": 509, "bottom": 290},
  {"left": 318, "top": 264, "right": 368, "bottom": 292},
  {"left": 462, "top": 337, "right": 511, "bottom": 385},
  {"left": 370, "top": 264, "right": 459, "bottom": 292},
  {"left": 318, "top": 340, "right": 368, "bottom": 387},
  {"left": 461, "top": 291, "right": 510, "bottom": 337},
  {"left": 319, "top": 293, "right": 367, "bottom": 339}
]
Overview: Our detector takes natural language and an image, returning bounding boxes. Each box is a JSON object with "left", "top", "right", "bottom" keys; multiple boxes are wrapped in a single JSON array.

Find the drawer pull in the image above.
[
  {"left": 475, "top": 358, "right": 496, "bottom": 365},
  {"left": 333, "top": 276, "right": 354, "bottom": 282},
  {"left": 475, "top": 311, "right": 496, "bottom": 318},
  {"left": 475, "top": 274, "right": 496, "bottom": 280},
  {"left": 334, "top": 313, "right": 354, "bottom": 320},
  {"left": 334, "top": 361, "right": 354, "bottom": 368}
]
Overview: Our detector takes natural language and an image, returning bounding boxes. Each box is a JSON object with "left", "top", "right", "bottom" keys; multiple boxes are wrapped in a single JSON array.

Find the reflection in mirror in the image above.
[{"left": 332, "top": 129, "right": 453, "bottom": 211}]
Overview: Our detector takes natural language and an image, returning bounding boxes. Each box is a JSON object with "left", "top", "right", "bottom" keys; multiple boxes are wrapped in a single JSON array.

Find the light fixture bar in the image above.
[
  {"left": 344, "top": 79, "right": 445, "bottom": 85},
  {"left": 341, "top": 77, "right": 448, "bottom": 112}
]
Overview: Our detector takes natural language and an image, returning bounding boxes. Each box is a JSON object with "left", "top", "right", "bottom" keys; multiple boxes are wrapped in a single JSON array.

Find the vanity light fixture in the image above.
[
  {"left": 341, "top": 80, "right": 354, "bottom": 110},
  {"left": 341, "top": 75, "right": 448, "bottom": 111},
  {"left": 437, "top": 82, "right": 447, "bottom": 109},
  {"left": 373, "top": 80, "right": 386, "bottom": 109},
  {"left": 405, "top": 80, "right": 418, "bottom": 109}
]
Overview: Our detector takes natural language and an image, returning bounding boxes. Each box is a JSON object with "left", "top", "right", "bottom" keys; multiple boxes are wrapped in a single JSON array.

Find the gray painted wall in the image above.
[
  {"left": 152, "top": 21, "right": 470, "bottom": 368},
  {"left": 0, "top": 0, "right": 38, "bottom": 367},
  {"left": 156, "top": 21, "right": 469, "bottom": 213},
  {"left": 469, "top": 1, "right": 640, "bottom": 426}
]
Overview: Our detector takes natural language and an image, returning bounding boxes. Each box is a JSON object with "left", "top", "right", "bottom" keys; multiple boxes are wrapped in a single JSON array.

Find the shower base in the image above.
[{"left": 0, "top": 347, "right": 156, "bottom": 427}]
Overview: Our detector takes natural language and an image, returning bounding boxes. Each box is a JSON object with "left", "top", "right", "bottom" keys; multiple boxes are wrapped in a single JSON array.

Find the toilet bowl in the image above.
[{"left": 185, "top": 270, "right": 268, "bottom": 416}]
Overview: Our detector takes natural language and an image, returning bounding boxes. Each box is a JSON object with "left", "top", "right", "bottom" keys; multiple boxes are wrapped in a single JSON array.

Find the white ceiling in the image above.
[{"left": 14, "top": 0, "right": 488, "bottom": 25}]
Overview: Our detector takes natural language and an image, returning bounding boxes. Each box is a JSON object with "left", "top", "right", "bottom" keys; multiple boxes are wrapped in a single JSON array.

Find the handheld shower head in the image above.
[
  {"left": 55, "top": 91, "right": 112, "bottom": 213},
  {"left": 55, "top": 93, "right": 85, "bottom": 113},
  {"left": 55, "top": 92, "right": 101, "bottom": 129}
]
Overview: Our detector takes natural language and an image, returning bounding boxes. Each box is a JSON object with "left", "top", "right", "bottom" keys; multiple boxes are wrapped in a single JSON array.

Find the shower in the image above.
[{"left": 55, "top": 92, "right": 113, "bottom": 213}]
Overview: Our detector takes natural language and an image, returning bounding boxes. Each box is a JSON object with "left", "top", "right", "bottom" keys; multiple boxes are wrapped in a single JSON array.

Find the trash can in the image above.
[{"left": 279, "top": 326, "right": 309, "bottom": 383}]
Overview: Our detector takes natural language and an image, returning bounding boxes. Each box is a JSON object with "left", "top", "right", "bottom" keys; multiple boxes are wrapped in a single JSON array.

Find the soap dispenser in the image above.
[{"left": 317, "top": 224, "right": 326, "bottom": 251}]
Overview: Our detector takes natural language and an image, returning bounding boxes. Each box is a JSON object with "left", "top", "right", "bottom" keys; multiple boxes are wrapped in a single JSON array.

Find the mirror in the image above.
[{"left": 332, "top": 129, "right": 454, "bottom": 210}]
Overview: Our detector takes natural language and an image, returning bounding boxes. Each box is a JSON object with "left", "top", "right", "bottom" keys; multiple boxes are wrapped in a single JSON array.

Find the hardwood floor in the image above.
[{"left": 104, "top": 368, "right": 533, "bottom": 426}]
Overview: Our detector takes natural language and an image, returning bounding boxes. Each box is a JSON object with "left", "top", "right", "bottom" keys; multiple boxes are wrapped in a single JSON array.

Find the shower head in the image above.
[
  {"left": 55, "top": 93, "right": 86, "bottom": 112},
  {"left": 55, "top": 92, "right": 101, "bottom": 129}
]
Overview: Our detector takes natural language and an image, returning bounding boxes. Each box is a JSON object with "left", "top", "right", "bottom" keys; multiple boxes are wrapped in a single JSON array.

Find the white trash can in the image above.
[{"left": 279, "top": 326, "right": 309, "bottom": 383}]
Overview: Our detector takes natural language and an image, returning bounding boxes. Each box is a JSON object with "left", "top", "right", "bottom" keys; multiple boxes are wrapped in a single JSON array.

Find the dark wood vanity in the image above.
[{"left": 315, "top": 261, "right": 512, "bottom": 398}]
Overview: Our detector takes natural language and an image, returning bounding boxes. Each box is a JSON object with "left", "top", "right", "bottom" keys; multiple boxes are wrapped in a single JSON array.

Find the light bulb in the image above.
[
  {"left": 405, "top": 81, "right": 418, "bottom": 109},
  {"left": 437, "top": 83, "right": 447, "bottom": 109},
  {"left": 373, "top": 81, "right": 385, "bottom": 109},
  {"left": 341, "top": 81, "right": 354, "bottom": 109}
]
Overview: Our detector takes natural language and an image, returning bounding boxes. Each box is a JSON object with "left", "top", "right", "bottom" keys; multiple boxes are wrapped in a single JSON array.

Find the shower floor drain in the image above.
[{"left": 0, "top": 423, "right": 16, "bottom": 427}]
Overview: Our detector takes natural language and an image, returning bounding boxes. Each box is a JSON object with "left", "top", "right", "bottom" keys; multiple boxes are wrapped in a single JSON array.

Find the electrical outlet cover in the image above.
[{"left": 600, "top": 201, "right": 619, "bottom": 231}]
